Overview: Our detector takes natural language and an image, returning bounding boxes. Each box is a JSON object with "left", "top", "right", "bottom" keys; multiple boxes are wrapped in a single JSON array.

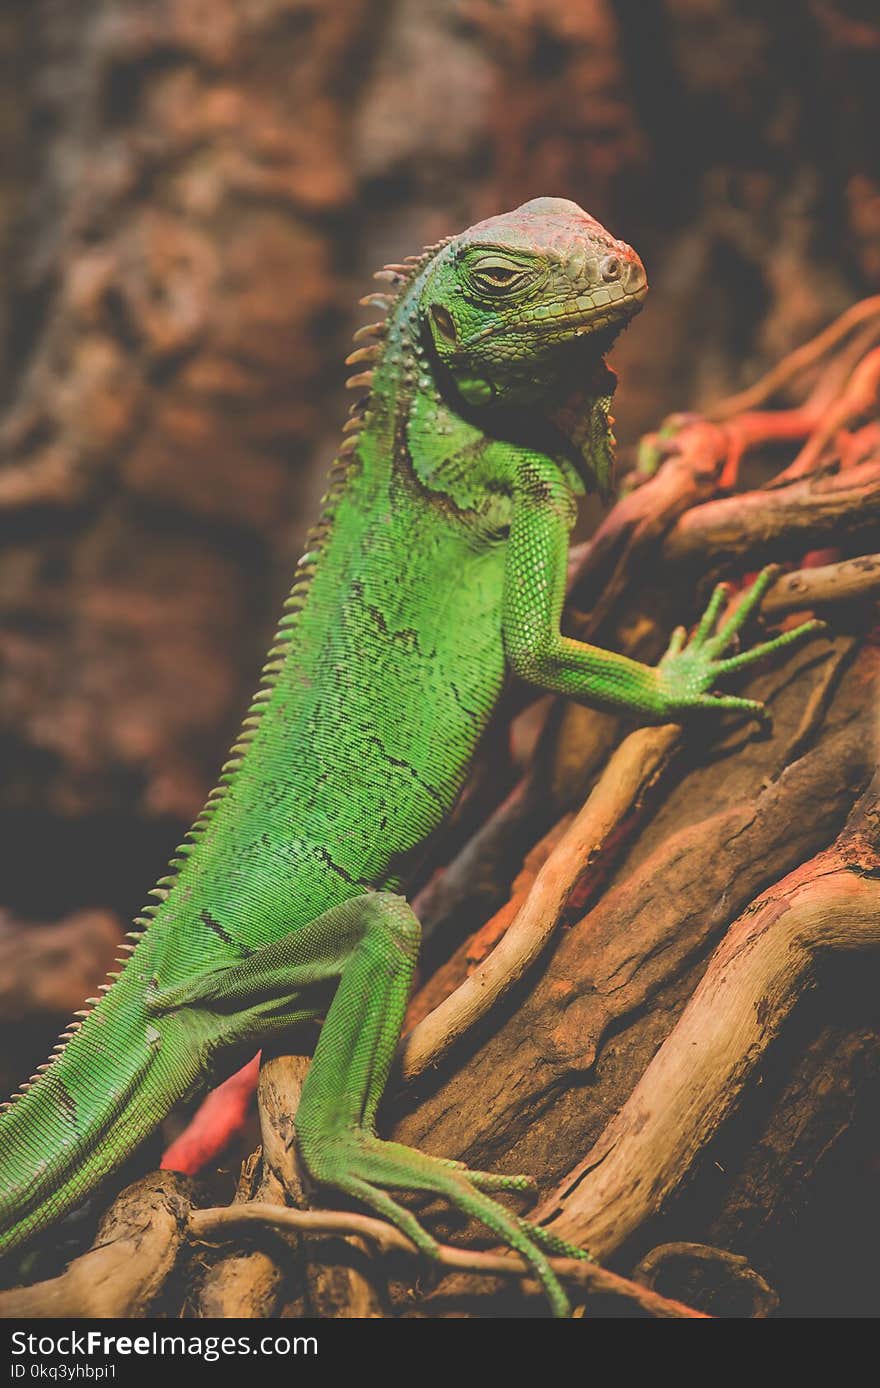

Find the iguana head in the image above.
[{"left": 419, "top": 195, "right": 646, "bottom": 421}]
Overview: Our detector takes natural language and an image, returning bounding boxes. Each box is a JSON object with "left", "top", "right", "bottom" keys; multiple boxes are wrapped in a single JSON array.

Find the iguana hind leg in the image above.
[{"left": 151, "top": 890, "right": 580, "bottom": 1317}]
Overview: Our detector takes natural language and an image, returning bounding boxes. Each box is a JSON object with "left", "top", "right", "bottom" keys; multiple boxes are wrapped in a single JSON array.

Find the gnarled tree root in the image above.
[
  {"left": 0, "top": 1173, "right": 193, "bottom": 1318},
  {"left": 536, "top": 782, "right": 880, "bottom": 1260}
]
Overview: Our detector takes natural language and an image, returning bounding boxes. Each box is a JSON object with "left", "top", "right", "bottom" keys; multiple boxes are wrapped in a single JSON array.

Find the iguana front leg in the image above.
[
  {"left": 503, "top": 454, "right": 825, "bottom": 721},
  {"left": 150, "top": 891, "right": 584, "bottom": 1317}
]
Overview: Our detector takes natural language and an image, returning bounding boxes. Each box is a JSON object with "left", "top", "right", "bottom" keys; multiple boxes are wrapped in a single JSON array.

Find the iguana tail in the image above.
[{"left": 0, "top": 935, "right": 198, "bottom": 1257}]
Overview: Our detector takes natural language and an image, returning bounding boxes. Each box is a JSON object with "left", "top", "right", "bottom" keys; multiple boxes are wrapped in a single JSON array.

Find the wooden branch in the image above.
[
  {"left": 762, "top": 554, "right": 880, "bottom": 614},
  {"left": 187, "top": 1049, "right": 387, "bottom": 1317},
  {"left": 191, "top": 1154, "right": 287, "bottom": 1318},
  {"left": 414, "top": 704, "right": 621, "bottom": 956},
  {"left": 407, "top": 801, "right": 579, "bottom": 1030},
  {"left": 569, "top": 417, "right": 730, "bottom": 628},
  {"left": 706, "top": 296, "right": 880, "bottom": 421},
  {"left": 662, "top": 457, "right": 880, "bottom": 567},
  {"left": 400, "top": 724, "right": 681, "bottom": 1083},
  {"left": 406, "top": 543, "right": 874, "bottom": 1065},
  {"left": 0, "top": 1173, "right": 193, "bottom": 1318},
  {"left": 570, "top": 403, "right": 875, "bottom": 625},
  {"left": 189, "top": 1055, "right": 304, "bottom": 1318},
  {"left": 394, "top": 651, "right": 873, "bottom": 1171},
  {"left": 774, "top": 344, "right": 880, "bottom": 483},
  {"left": 257, "top": 1052, "right": 387, "bottom": 1318},
  {"left": 188, "top": 1204, "right": 707, "bottom": 1318},
  {"left": 415, "top": 544, "right": 878, "bottom": 1022},
  {"left": 631, "top": 1242, "right": 779, "bottom": 1318},
  {"left": 536, "top": 815, "right": 880, "bottom": 1259}
]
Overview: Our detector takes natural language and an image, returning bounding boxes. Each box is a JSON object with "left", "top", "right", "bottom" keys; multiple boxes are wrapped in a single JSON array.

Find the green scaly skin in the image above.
[{"left": 0, "top": 199, "right": 824, "bottom": 1316}]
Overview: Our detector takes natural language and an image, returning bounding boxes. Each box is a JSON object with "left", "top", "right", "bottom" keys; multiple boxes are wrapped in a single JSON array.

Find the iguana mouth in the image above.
[
  {"left": 525, "top": 286, "right": 647, "bottom": 339},
  {"left": 464, "top": 283, "right": 647, "bottom": 346}
]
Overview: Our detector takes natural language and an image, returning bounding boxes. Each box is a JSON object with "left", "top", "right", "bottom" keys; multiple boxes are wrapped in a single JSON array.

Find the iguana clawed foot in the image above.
[
  {"left": 655, "top": 564, "right": 827, "bottom": 722},
  {"left": 301, "top": 1131, "right": 588, "bottom": 1317}
]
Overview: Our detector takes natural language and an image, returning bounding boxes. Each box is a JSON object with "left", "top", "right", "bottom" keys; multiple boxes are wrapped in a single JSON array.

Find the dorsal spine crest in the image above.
[{"left": 15, "top": 234, "right": 457, "bottom": 1089}]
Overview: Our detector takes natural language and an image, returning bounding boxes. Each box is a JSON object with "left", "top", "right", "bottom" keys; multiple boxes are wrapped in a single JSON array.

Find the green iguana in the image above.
[{"left": 0, "top": 198, "right": 823, "bottom": 1316}]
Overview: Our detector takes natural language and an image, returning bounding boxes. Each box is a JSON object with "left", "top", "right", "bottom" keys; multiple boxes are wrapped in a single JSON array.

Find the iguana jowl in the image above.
[{"left": 0, "top": 198, "right": 823, "bottom": 1316}]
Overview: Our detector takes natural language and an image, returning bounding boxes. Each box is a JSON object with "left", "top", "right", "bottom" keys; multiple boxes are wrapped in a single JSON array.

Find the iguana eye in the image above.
[{"left": 471, "top": 258, "right": 523, "bottom": 293}]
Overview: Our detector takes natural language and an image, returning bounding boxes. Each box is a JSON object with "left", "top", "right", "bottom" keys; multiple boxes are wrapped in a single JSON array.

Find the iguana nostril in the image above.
[
  {"left": 602, "top": 256, "right": 621, "bottom": 281},
  {"left": 430, "top": 303, "right": 457, "bottom": 342}
]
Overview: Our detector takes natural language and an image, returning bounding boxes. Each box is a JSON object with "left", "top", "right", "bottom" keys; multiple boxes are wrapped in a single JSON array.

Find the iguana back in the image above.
[{"left": 0, "top": 243, "right": 512, "bottom": 1248}]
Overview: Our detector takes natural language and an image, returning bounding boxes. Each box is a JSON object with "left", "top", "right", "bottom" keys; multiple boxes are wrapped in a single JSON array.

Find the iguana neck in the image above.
[
  {"left": 359, "top": 269, "right": 594, "bottom": 514},
  {"left": 349, "top": 271, "right": 499, "bottom": 516}
]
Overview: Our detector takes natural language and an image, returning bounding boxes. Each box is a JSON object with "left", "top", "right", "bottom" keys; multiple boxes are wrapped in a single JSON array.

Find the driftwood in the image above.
[
  {"left": 0, "top": 1173, "right": 194, "bottom": 1318},
  {"left": 534, "top": 781, "right": 880, "bottom": 1257},
  {"left": 1, "top": 300, "right": 879, "bottom": 1319},
  {"left": 630, "top": 1243, "right": 780, "bottom": 1319}
]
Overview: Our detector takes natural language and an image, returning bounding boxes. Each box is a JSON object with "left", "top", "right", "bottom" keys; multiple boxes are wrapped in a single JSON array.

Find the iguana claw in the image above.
[{"left": 656, "top": 565, "right": 828, "bottom": 722}]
